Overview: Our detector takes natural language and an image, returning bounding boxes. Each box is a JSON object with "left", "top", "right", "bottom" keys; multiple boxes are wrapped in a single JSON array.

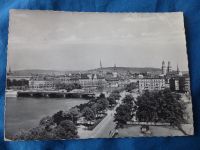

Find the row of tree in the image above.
[
  {"left": 55, "top": 83, "right": 82, "bottom": 91},
  {"left": 13, "top": 107, "right": 80, "bottom": 140},
  {"left": 114, "top": 89, "right": 188, "bottom": 134},
  {"left": 76, "top": 91, "right": 121, "bottom": 125},
  {"left": 7, "top": 79, "right": 29, "bottom": 88},
  {"left": 13, "top": 91, "right": 121, "bottom": 140},
  {"left": 114, "top": 94, "right": 136, "bottom": 128}
]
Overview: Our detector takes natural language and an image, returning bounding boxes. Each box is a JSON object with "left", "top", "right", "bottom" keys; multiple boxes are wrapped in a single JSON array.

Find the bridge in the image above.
[{"left": 17, "top": 91, "right": 95, "bottom": 99}]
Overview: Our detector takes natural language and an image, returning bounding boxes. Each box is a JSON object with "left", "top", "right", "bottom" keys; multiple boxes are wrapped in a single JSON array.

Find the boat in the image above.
[{"left": 6, "top": 90, "right": 18, "bottom": 97}]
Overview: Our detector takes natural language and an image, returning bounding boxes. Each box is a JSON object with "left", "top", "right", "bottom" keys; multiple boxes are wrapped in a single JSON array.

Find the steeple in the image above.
[
  {"left": 7, "top": 65, "right": 12, "bottom": 75},
  {"left": 177, "top": 64, "right": 180, "bottom": 74},
  {"left": 167, "top": 61, "right": 172, "bottom": 73},
  {"left": 99, "top": 59, "right": 103, "bottom": 76},
  {"left": 113, "top": 64, "right": 118, "bottom": 78},
  {"left": 114, "top": 64, "right": 117, "bottom": 71},
  {"left": 161, "top": 60, "right": 166, "bottom": 75},
  {"left": 100, "top": 60, "right": 102, "bottom": 69}
]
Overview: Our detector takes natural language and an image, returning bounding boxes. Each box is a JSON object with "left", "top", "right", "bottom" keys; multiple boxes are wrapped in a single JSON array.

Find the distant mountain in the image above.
[
  {"left": 11, "top": 67, "right": 162, "bottom": 76},
  {"left": 89, "top": 67, "right": 162, "bottom": 74},
  {"left": 11, "top": 69, "right": 81, "bottom": 76}
]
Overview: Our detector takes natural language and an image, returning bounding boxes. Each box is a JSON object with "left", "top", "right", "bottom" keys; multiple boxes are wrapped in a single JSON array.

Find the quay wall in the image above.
[{"left": 17, "top": 91, "right": 95, "bottom": 99}]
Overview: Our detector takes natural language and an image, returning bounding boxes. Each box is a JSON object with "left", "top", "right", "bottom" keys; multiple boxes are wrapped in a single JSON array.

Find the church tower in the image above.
[
  {"left": 113, "top": 64, "right": 118, "bottom": 78},
  {"left": 7, "top": 65, "right": 12, "bottom": 75},
  {"left": 177, "top": 64, "right": 182, "bottom": 76},
  {"left": 167, "top": 61, "right": 172, "bottom": 73},
  {"left": 177, "top": 64, "right": 180, "bottom": 74},
  {"left": 99, "top": 60, "right": 103, "bottom": 76},
  {"left": 161, "top": 61, "right": 166, "bottom": 75}
]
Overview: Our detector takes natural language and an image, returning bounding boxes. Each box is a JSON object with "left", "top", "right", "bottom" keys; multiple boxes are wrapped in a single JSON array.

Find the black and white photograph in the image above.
[{"left": 5, "top": 10, "right": 193, "bottom": 140}]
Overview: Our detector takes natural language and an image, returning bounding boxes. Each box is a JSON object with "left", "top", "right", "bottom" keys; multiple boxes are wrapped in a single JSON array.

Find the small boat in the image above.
[{"left": 6, "top": 90, "right": 18, "bottom": 97}]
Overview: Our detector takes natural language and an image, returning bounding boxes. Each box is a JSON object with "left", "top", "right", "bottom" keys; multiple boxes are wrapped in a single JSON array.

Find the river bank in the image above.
[{"left": 5, "top": 97, "right": 88, "bottom": 138}]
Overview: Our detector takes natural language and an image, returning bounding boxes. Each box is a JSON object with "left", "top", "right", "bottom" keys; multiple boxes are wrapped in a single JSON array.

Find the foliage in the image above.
[
  {"left": 13, "top": 118, "right": 78, "bottom": 140},
  {"left": 96, "top": 98, "right": 109, "bottom": 112},
  {"left": 7, "top": 79, "right": 29, "bottom": 88},
  {"left": 136, "top": 89, "right": 187, "bottom": 127},
  {"left": 39, "top": 116, "right": 55, "bottom": 131},
  {"left": 114, "top": 104, "right": 132, "bottom": 128},
  {"left": 98, "top": 93, "right": 106, "bottom": 99},
  {"left": 122, "top": 94, "right": 135, "bottom": 106},
  {"left": 125, "top": 82, "right": 137, "bottom": 92},
  {"left": 66, "top": 107, "right": 80, "bottom": 124},
  {"left": 55, "top": 83, "right": 82, "bottom": 91},
  {"left": 82, "top": 107, "right": 95, "bottom": 123},
  {"left": 52, "top": 110, "right": 66, "bottom": 125},
  {"left": 107, "top": 96, "right": 117, "bottom": 107},
  {"left": 91, "top": 103, "right": 102, "bottom": 117},
  {"left": 52, "top": 120, "right": 78, "bottom": 139}
]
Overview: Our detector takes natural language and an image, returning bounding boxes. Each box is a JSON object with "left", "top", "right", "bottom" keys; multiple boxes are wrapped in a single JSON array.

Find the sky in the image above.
[{"left": 7, "top": 10, "right": 189, "bottom": 71}]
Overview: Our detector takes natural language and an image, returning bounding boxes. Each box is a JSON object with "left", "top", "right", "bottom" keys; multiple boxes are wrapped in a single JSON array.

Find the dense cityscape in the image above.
[
  {"left": 5, "top": 60, "right": 193, "bottom": 140},
  {"left": 7, "top": 60, "right": 190, "bottom": 96}
]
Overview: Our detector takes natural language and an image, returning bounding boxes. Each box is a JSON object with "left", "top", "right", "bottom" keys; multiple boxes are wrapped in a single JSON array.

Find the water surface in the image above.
[{"left": 5, "top": 97, "right": 88, "bottom": 138}]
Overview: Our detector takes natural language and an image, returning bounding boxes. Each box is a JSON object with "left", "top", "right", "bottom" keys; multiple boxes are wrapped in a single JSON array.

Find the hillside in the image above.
[{"left": 11, "top": 67, "right": 162, "bottom": 76}]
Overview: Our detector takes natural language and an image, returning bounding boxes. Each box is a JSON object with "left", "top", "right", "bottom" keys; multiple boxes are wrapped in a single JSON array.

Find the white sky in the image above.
[{"left": 8, "top": 10, "right": 189, "bottom": 71}]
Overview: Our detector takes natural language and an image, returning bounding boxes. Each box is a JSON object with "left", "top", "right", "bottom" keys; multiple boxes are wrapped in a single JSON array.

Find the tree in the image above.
[
  {"left": 55, "top": 83, "right": 82, "bottom": 91},
  {"left": 39, "top": 116, "right": 55, "bottom": 131},
  {"left": 107, "top": 96, "right": 117, "bottom": 107},
  {"left": 97, "top": 98, "right": 109, "bottom": 112},
  {"left": 13, "top": 126, "right": 54, "bottom": 140},
  {"left": 125, "top": 82, "right": 137, "bottom": 92},
  {"left": 6, "top": 78, "right": 12, "bottom": 88},
  {"left": 53, "top": 120, "right": 78, "bottom": 139},
  {"left": 109, "top": 92, "right": 121, "bottom": 101},
  {"left": 123, "top": 94, "right": 135, "bottom": 106},
  {"left": 91, "top": 103, "right": 102, "bottom": 117},
  {"left": 98, "top": 93, "right": 106, "bottom": 99},
  {"left": 64, "top": 107, "right": 80, "bottom": 124},
  {"left": 114, "top": 104, "right": 132, "bottom": 128},
  {"left": 52, "top": 111, "right": 66, "bottom": 125},
  {"left": 82, "top": 107, "right": 95, "bottom": 124},
  {"left": 136, "top": 89, "right": 187, "bottom": 135}
]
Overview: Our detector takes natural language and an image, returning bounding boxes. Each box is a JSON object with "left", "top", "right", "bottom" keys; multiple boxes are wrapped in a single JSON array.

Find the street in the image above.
[{"left": 78, "top": 91, "right": 126, "bottom": 138}]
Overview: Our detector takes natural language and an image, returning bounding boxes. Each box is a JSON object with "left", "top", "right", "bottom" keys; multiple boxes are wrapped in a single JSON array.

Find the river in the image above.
[{"left": 5, "top": 97, "right": 88, "bottom": 138}]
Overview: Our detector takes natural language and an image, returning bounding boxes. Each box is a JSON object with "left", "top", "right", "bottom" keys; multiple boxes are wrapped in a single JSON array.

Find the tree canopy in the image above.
[{"left": 136, "top": 89, "right": 187, "bottom": 127}]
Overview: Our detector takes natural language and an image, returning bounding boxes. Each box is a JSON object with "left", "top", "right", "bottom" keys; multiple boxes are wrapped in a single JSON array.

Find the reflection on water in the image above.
[{"left": 5, "top": 97, "right": 88, "bottom": 138}]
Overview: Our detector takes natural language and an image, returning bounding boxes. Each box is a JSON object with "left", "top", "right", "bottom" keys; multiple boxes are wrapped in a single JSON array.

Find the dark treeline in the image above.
[
  {"left": 12, "top": 91, "right": 121, "bottom": 140},
  {"left": 7, "top": 79, "right": 29, "bottom": 88},
  {"left": 114, "top": 89, "right": 188, "bottom": 135}
]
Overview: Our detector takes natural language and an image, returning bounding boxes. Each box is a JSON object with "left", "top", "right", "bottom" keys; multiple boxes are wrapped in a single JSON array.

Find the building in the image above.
[
  {"left": 112, "top": 64, "right": 118, "bottom": 78},
  {"left": 169, "top": 78, "right": 180, "bottom": 91},
  {"left": 138, "top": 78, "right": 166, "bottom": 92},
  {"left": 54, "top": 75, "right": 71, "bottom": 84},
  {"left": 29, "top": 75, "right": 55, "bottom": 90},
  {"left": 79, "top": 73, "right": 107, "bottom": 91},
  {"left": 161, "top": 61, "right": 167, "bottom": 75},
  {"left": 179, "top": 75, "right": 190, "bottom": 93},
  {"left": 167, "top": 61, "right": 172, "bottom": 73}
]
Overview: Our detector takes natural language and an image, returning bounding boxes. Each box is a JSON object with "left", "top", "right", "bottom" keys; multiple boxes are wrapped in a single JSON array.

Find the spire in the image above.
[
  {"left": 114, "top": 64, "right": 117, "bottom": 71},
  {"left": 161, "top": 60, "right": 166, "bottom": 75},
  {"left": 167, "top": 61, "right": 172, "bottom": 73},
  {"left": 177, "top": 64, "right": 180, "bottom": 74},
  {"left": 113, "top": 64, "right": 118, "bottom": 78},
  {"left": 99, "top": 59, "right": 103, "bottom": 76},
  {"left": 100, "top": 60, "right": 102, "bottom": 69},
  {"left": 7, "top": 65, "right": 12, "bottom": 75}
]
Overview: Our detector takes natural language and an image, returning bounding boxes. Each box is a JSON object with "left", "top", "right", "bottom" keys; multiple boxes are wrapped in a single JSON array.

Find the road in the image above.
[{"left": 79, "top": 91, "right": 126, "bottom": 138}]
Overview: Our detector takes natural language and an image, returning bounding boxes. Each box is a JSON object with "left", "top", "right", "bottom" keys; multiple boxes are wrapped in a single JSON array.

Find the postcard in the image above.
[{"left": 5, "top": 10, "right": 193, "bottom": 140}]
